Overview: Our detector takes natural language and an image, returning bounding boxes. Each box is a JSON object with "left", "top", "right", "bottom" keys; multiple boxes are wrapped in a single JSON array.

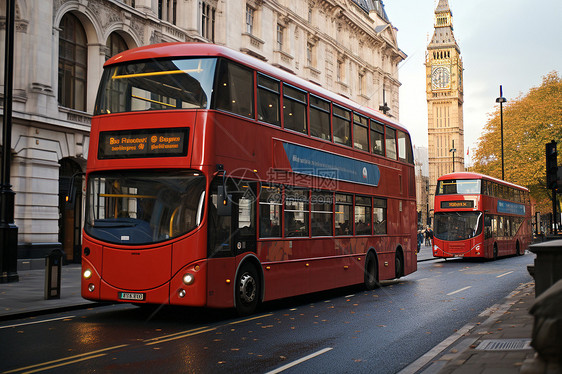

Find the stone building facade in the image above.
[{"left": 0, "top": 0, "right": 405, "bottom": 265}]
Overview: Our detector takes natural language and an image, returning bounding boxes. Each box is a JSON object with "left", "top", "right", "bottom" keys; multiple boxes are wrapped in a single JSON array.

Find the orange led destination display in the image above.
[
  {"left": 441, "top": 200, "right": 475, "bottom": 209},
  {"left": 98, "top": 128, "right": 188, "bottom": 159}
]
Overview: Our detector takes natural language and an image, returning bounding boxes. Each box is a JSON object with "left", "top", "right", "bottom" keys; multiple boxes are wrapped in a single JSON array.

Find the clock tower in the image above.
[{"left": 426, "top": 0, "right": 464, "bottom": 218}]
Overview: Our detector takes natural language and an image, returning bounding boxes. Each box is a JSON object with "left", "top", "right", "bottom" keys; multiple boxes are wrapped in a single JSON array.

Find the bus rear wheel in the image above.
[
  {"left": 364, "top": 252, "right": 378, "bottom": 290},
  {"left": 235, "top": 262, "right": 260, "bottom": 316},
  {"left": 516, "top": 241, "right": 522, "bottom": 256},
  {"left": 395, "top": 251, "right": 404, "bottom": 279}
]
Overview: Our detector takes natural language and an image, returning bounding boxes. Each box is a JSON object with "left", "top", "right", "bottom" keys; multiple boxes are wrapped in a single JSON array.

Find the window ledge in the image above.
[{"left": 242, "top": 32, "right": 265, "bottom": 48}]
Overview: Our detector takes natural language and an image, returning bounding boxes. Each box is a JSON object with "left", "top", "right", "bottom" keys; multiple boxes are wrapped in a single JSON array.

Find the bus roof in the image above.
[
  {"left": 437, "top": 172, "right": 529, "bottom": 192},
  {"left": 104, "top": 42, "right": 409, "bottom": 134}
]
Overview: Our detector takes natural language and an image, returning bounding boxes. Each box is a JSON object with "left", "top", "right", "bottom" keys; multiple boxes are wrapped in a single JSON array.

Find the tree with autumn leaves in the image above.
[{"left": 471, "top": 71, "right": 562, "bottom": 212}]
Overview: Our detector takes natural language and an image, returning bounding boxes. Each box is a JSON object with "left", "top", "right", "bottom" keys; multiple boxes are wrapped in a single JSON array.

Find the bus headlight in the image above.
[
  {"left": 83, "top": 269, "right": 92, "bottom": 279},
  {"left": 183, "top": 273, "right": 195, "bottom": 285}
]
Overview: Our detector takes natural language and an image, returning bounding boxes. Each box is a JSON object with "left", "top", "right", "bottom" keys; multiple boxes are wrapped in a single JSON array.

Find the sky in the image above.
[{"left": 383, "top": 0, "right": 562, "bottom": 166}]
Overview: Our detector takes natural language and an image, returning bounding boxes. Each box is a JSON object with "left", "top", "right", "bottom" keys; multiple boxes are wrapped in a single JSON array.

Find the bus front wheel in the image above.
[
  {"left": 235, "top": 262, "right": 260, "bottom": 316},
  {"left": 364, "top": 252, "right": 378, "bottom": 290}
]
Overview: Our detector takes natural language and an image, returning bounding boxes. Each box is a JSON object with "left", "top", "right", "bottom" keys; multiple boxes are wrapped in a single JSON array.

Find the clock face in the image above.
[{"left": 432, "top": 66, "right": 450, "bottom": 89}]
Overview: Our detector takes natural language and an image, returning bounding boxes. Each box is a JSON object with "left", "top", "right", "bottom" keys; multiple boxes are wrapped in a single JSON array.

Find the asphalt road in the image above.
[{"left": 0, "top": 253, "right": 534, "bottom": 374}]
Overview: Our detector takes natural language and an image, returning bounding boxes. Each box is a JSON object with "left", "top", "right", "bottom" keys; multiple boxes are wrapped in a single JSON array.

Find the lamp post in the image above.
[
  {"left": 449, "top": 139, "right": 457, "bottom": 173},
  {"left": 496, "top": 85, "right": 507, "bottom": 180},
  {"left": 0, "top": 0, "right": 19, "bottom": 283},
  {"left": 379, "top": 88, "right": 390, "bottom": 115}
]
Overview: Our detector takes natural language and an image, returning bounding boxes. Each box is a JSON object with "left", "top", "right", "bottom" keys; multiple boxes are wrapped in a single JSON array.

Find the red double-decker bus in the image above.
[
  {"left": 433, "top": 172, "right": 531, "bottom": 260},
  {"left": 81, "top": 43, "right": 417, "bottom": 315}
]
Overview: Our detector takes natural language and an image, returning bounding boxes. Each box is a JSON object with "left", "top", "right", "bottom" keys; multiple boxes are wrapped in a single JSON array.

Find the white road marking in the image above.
[
  {"left": 496, "top": 271, "right": 514, "bottom": 278},
  {"left": 265, "top": 347, "right": 333, "bottom": 374},
  {"left": 446, "top": 286, "right": 472, "bottom": 296}
]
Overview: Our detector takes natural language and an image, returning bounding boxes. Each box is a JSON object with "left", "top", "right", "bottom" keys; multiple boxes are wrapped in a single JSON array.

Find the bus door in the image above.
[{"left": 208, "top": 179, "right": 257, "bottom": 258}]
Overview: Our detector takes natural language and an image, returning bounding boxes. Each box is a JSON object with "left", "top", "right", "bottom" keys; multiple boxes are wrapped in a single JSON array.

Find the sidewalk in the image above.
[
  {"left": 402, "top": 281, "right": 537, "bottom": 374},
  {"left": 416, "top": 243, "right": 435, "bottom": 262},
  {"left": 0, "top": 263, "right": 100, "bottom": 321},
  {"left": 1, "top": 252, "right": 539, "bottom": 374}
]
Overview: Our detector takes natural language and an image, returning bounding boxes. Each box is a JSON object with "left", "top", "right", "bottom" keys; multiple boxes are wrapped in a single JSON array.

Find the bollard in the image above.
[
  {"left": 44, "top": 250, "right": 63, "bottom": 299},
  {"left": 522, "top": 280, "right": 562, "bottom": 373},
  {"left": 528, "top": 239, "right": 562, "bottom": 297}
]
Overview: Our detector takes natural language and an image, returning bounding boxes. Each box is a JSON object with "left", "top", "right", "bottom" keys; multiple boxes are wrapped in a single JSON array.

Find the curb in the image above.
[{"left": 0, "top": 302, "right": 112, "bottom": 322}]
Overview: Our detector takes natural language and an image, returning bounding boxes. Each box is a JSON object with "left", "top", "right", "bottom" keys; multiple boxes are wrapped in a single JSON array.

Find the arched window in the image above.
[
  {"left": 58, "top": 13, "right": 87, "bottom": 111},
  {"left": 105, "top": 32, "right": 128, "bottom": 60},
  {"left": 104, "top": 33, "right": 129, "bottom": 113}
]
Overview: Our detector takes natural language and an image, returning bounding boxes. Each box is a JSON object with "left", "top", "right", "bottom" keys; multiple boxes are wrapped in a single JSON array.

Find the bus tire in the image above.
[
  {"left": 364, "top": 252, "right": 378, "bottom": 290},
  {"left": 235, "top": 262, "right": 260, "bottom": 316},
  {"left": 493, "top": 243, "right": 498, "bottom": 260},
  {"left": 516, "top": 241, "right": 522, "bottom": 256},
  {"left": 395, "top": 249, "right": 404, "bottom": 279}
]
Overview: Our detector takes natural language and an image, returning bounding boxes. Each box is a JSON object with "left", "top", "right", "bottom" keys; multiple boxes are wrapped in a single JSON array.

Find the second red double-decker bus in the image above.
[
  {"left": 433, "top": 172, "right": 531, "bottom": 260},
  {"left": 81, "top": 43, "right": 417, "bottom": 315}
]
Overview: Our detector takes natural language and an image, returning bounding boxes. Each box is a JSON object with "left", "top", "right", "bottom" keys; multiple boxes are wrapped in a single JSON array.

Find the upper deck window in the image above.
[
  {"left": 333, "top": 105, "right": 351, "bottom": 146},
  {"left": 282, "top": 85, "right": 307, "bottom": 134},
  {"left": 310, "top": 95, "right": 331, "bottom": 141},
  {"left": 257, "top": 74, "right": 280, "bottom": 126},
  {"left": 95, "top": 57, "right": 217, "bottom": 115},
  {"left": 214, "top": 59, "right": 254, "bottom": 118},
  {"left": 385, "top": 127, "right": 397, "bottom": 160},
  {"left": 353, "top": 114, "right": 369, "bottom": 151},
  {"left": 397, "top": 130, "right": 414, "bottom": 164},
  {"left": 437, "top": 179, "right": 481, "bottom": 195}
]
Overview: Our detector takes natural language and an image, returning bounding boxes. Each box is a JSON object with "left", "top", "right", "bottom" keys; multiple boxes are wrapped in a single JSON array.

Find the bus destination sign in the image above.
[
  {"left": 98, "top": 128, "right": 189, "bottom": 159},
  {"left": 441, "top": 200, "right": 474, "bottom": 209}
]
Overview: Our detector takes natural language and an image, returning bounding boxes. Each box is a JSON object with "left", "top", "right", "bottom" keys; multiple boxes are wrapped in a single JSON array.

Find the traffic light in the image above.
[{"left": 546, "top": 140, "right": 558, "bottom": 189}]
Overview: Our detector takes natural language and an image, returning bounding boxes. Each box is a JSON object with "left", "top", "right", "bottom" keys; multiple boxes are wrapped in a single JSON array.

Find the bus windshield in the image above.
[
  {"left": 437, "top": 179, "right": 481, "bottom": 195},
  {"left": 94, "top": 57, "right": 217, "bottom": 115},
  {"left": 434, "top": 211, "right": 483, "bottom": 241},
  {"left": 85, "top": 170, "right": 206, "bottom": 245}
]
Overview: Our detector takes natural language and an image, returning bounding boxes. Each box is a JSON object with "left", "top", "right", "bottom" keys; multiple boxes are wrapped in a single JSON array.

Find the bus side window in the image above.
[
  {"left": 233, "top": 182, "right": 257, "bottom": 253},
  {"left": 484, "top": 215, "right": 492, "bottom": 239},
  {"left": 214, "top": 59, "right": 254, "bottom": 118},
  {"left": 335, "top": 194, "right": 353, "bottom": 236},
  {"left": 259, "top": 185, "right": 282, "bottom": 238},
  {"left": 373, "top": 198, "right": 387, "bottom": 235}
]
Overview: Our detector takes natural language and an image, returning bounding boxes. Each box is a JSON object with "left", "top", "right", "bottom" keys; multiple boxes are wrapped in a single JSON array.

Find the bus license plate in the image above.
[{"left": 118, "top": 292, "right": 145, "bottom": 301}]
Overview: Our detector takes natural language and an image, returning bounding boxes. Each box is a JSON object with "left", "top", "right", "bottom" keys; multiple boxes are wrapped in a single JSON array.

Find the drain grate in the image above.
[{"left": 475, "top": 339, "right": 532, "bottom": 351}]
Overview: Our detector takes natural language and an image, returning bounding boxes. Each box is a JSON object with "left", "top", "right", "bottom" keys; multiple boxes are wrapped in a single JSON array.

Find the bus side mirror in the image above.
[{"left": 217, "top": 186, "right": 232, "bottom": 216}]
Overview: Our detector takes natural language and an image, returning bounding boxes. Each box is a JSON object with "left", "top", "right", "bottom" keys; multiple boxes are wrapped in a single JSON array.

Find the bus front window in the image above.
[
  {"left": 434, "top": 211, "right": 483, "bottom": 241},
  {"left": 94, "top": 58, "right": 217, "bottom": 115},
  {"left": 437, "top": 179, "right": 481, "bottom": 195},
  {"left": 85, "top": 170, "right": 206, "bottom": 245}
]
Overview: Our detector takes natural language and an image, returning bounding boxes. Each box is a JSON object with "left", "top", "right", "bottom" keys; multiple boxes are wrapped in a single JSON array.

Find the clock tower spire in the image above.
[{"left": 426, "top": 0, "right": 464, "bottom": 221}]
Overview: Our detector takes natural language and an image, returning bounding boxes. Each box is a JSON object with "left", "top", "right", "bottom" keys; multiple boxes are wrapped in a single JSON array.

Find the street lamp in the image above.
[
  {"left": 449, "top": 139, "right": 457, "bottom": 172},
  {"left": 379, "top": 88, "right": 390, "bottom": 115},
  {"left": 0, "top": 0, "right": 19, "bottom": 283},
  {"left": 496, "top": 85, "right": 507, "bottom": 180}
]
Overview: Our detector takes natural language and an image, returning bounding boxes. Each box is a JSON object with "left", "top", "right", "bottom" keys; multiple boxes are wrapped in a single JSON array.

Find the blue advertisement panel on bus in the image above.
[{"left": 283, "top": 142, "right": 381, "bottom": 186}]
